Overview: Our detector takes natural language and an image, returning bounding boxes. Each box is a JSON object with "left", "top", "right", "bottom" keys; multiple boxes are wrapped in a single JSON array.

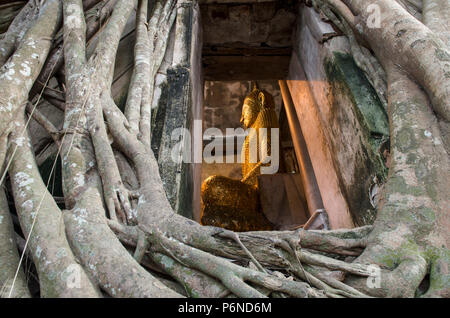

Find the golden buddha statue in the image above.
[{"left": 201, "top": 83, "right": 279, "bottom": 232}]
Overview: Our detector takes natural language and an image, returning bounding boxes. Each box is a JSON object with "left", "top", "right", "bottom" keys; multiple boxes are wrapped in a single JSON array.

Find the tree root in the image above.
[
  {"left": 217, "top": 230, "right": 268, "bottom": 274},
  {"left": 0, "top": 188, "right": 30, "bottom": 298},
  {"left": 423, "top": 250, "right": 450, "bottom": 298},
  {"left": 148, "top": 229, "right": 326, "bottom": 298},
  {"left": 304, "top": 265, "right": 371, "bottom": 298},
  {"left": 108, "top": 219, "right": 229, "bottom": 297},
  {"left": 63, "top": 189, "right": 182, "bottom": 298},
  {"left": 9, "top": 117, "right": 100, "bottom": 297},
  {"left": 107, "top": 218, "right": 375, "bottom": 297},
  {"left": 150, "top": 251, "right": 229, "bottom": 298}
]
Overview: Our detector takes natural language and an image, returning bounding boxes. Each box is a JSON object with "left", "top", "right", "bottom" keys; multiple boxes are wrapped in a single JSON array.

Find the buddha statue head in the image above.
[{"left": 240, "top": 82, "right": 275, "bottom": 129}]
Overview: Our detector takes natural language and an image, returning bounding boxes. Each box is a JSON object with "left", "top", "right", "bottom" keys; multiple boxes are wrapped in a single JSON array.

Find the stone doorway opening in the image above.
[
  {"left": 197, "top": 0, "right": 316, "bottom": 231},
  {"left": 182, "top": 0, "right": 388, "bottom": 231}
]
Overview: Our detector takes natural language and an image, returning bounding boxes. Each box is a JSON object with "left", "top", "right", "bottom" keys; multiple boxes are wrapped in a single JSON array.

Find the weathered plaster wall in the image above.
[
  {"left": 201, "top": 1, "right": 296, "bottom": 48},
  {"left": 287, "top": 56, "right": 354, "bottom": 229},
  {"left": 200, "top": 0, "right": 296, "bottom": 80},
  {"left": 287, "top": 5, "right": 389, "bottom": 228}
]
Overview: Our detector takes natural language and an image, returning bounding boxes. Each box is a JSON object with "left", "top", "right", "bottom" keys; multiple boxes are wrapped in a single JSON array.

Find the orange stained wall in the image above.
[{"left": 287, "top": 52, "right": 354, "bottom": 229}]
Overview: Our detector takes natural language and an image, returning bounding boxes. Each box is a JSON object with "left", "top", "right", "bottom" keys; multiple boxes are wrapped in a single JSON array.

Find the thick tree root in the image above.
[
  {"left": 0, "top": 189, "right": 30, "bottom": 298},
  {"left": 63, "top": 190, "right": 182, "bottom": 298},
  {"left": 148, "top": 229, "right": 326, "bottom": 298},
  {"left": 9, "top": 118, "right": 100, "bottom": 297},
  {"left": 108, "top": 218, "right": 373, "bottom": 297}
]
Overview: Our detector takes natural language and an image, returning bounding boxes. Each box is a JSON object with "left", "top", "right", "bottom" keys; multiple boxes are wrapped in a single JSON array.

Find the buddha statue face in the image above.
[
  {"left": 240, "top": 95, "right": 260, "bottom": 129},
  {"left": 240, "top": 87, "right": 275, "bottom": 129}
]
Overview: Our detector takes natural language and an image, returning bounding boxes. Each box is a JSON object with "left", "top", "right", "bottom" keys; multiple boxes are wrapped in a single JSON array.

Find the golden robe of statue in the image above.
[{"left": 201, "top": 83, "right": 279, "bottom": 232}]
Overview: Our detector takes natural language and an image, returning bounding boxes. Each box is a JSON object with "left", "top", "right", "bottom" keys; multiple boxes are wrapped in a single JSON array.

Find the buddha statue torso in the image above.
[{"left": 201, "top": 84, "right": 279, "bottom": 232}]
